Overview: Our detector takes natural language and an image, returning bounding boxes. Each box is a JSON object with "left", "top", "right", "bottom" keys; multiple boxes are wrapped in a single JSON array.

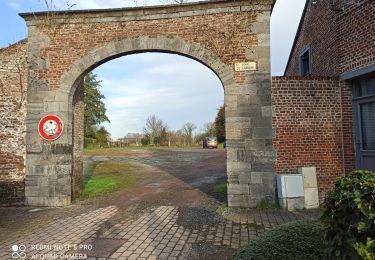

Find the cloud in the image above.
[
  {"left": 71, "top": 0, "right": 163, "bottom": 10},
  {"left": 3, "top": 0, "right": 189, "bottom": 13},
  {"left": 71, "top": 0, "right": 116, "bottom": 9},
  {"left": 72, "top": 0, "right": 201, "bottom": 10},
  {"left": 7, "top": 1, "right": 21, "bottom": 10},
  {"left": 92, "top": 52, "right": 223, "bottom": 139}
]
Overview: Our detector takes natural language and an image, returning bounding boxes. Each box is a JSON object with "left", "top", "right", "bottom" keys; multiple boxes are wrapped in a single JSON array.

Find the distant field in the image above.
[
  {"left": 84, "top": 147, "right": 147, "bottom": 156},
  {"left": 83, "top": 146, "right": 214, "bottom": 156}
]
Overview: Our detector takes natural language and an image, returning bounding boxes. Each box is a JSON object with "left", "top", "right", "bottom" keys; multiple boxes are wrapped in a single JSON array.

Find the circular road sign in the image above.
[{"left": 38, "top": 115, "right": 63, "bottom": 141}]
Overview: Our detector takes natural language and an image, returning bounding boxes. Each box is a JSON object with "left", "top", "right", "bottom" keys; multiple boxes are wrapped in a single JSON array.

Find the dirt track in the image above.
[{"left": 84, "top": 148, "right": 228, "bottom": 209}]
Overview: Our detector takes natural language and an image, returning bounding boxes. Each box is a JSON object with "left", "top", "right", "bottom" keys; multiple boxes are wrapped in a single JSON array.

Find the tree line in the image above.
[
  {"left": 141, "top": 115, "right": 197, "bottom": 147},
  {"left": 133, "top": 106, "right": 224, "bottom": 147},
  {"left": 83, "top": 72, "right": 225, "bottom": 148}
]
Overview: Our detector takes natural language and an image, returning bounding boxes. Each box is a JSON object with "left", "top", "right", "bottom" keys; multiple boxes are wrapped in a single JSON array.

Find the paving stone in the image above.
[
  {"left": 121, "top": 251, "right": 133, "bottom": 257},
  {"left": 0, "top": 204, "right": 306, "bottom": 260},
  {"left": 159, "top": 252, "right": 170, "bottom": 259},
  {"left": 140, "top": 251, "right": 151, "bottom": 258},
  {"left": 128, "top": 254, "right": 139, "bottom": 260}
]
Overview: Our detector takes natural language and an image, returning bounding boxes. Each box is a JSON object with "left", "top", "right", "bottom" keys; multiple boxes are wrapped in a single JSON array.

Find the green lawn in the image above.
[
  {"left": 84, "top": 146, "right": 201, "bottom": 156},
  {"left": 213, "top": 182, "right": 227, "bottom": 195},
  {"left": 217, "top": 142, "right": 226, "bottom": 149},
  {"left": 81, "top": 160, "right": 140, "bottom": 198},
  {"left": 84, "top": 147, "right": 145, "bottom": 156}
]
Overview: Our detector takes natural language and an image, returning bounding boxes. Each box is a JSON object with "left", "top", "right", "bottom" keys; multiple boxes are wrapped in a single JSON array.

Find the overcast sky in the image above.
[{"left": 0, "top": 0, "right": 305, "bottom": 139}]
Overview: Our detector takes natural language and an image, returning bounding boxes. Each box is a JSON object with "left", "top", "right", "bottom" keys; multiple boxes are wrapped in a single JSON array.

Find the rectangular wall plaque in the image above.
[{"left": 235, "top": 61, "right": 258, "bottom": 72}]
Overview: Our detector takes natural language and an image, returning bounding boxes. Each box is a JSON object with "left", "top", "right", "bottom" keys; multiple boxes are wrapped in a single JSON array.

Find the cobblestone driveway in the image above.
[
  {"left": 0, "top": 205, "right": 303, "bottom": 260},
  {"left": 0, "top": 149, "right": 308, "bottom": 259}
]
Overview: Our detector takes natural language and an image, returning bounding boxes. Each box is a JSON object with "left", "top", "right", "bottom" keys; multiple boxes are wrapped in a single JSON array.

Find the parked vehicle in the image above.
[{"left": 203, "top": 137, "right": 218, "bottom": 149}]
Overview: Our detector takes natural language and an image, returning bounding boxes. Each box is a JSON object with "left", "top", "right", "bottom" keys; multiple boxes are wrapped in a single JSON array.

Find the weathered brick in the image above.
[
  {"left": 271, "top": 77, "right": 353, "bottom": 201},
  {"left": 0, "top": 40, "right": 27, "bottom": 205}
]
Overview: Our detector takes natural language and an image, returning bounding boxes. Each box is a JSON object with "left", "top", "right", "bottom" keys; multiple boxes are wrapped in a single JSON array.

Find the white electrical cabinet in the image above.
[
  {"left": 276, "top": 174, "right": 305, "bottom": 210},
  {"left": 276, "top": 174, "right": 304, "bottom": 198}
]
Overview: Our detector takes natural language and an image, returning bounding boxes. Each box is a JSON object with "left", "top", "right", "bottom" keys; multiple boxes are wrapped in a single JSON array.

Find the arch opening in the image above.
[{"left": 71, "top": 51, "right": 227, "bottom": 205}]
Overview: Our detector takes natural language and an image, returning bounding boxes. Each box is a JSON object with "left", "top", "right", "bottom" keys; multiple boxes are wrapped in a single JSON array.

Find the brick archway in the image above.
[
  {"left": 67, "top": 37, "right": 233, "bottom": 201},
  {"left": 64, "top": 37, "right": 232, "bottom": 96},
  {"left": 22, "top": 0, "right": 275, "bottom": 207}
]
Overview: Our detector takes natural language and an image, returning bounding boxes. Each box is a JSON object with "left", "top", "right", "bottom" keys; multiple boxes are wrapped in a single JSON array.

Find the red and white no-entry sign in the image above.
[{"left": 38, "top": 115, "right": 64, "bottom": 141}]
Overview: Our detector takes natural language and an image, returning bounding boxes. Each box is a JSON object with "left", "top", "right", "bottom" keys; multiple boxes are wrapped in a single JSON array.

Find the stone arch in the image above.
[
  {"left": 23, "top": 1, "right": 275, "bottom": 207},
  {"left": 62, "top": 36, "right": 233, "bottom": 99},
  {"left": 65, "top": 36, "right": 232, "bottom": 200}
]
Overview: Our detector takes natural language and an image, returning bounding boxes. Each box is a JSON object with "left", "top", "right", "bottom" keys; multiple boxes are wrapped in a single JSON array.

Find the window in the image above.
[
  {"left": 353, "top": 77, "right": 375, "bottom": 151},
  {"left": 360, "top": 102, "right": 375, "bottom": 150},
  {"left": 352, "top": 76, "right": 375, "bottom": 171},
  {"left": 353, "top": 78, "right": 375, "bottom": 98},
  {"left": 299, "top": 46, "right": 311, "bottom": 76}
]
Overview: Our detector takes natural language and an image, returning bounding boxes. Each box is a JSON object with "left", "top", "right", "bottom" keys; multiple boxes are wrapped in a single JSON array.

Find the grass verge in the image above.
[
  {"left": 255, "top": 199, "right": 280, "bottom": 209},
  {"left": 84, "top": 147, "right": 143, "bottom": 156},
  {"left": 81, "top": 160, "right": 140, "bottom": 199},
  {"left": 217, "top": 142, "right": 226, "bottom": 149},
  {"left": 213, "top": 183, "right": 227, "bottom": 195},
  {"left": 84, "top": 146, "right": 201, "bottom": 156}
]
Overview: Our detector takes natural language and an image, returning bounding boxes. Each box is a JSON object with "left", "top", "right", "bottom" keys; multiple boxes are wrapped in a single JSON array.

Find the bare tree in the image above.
[
  {"left": 202, "top": 122, "right": 215, "bottom": 136},
  {"left": 181, "top": 122, "right": 197, "bottom": 146},
  {"left": 143, "top": 115, "right": 168, "bottom": 145}
]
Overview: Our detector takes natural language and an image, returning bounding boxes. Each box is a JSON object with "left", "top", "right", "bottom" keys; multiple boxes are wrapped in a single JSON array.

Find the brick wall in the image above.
[
  {"left": 0, "top": 40, "right": 27, "bottom": 205},
  {"left": 337, "top": 1, "right": 375, "bottom": 74},
  {"left": 340, "top": 80, "right": 355, "bottom": 174},
  {"left": 24, "top": 6, "right": 262, "bottom": 90},
  {"left": 285, "top": 1, "right": 339, "bottom": 76},
  {"left": 282, "top": 0, "right": 374, "bottom": 192},
  {"left": 272, "top": 76, "right": 354, "bottom": 201},
  {"left": 285, "top": 0, "right": 375, "bottom": 76}
]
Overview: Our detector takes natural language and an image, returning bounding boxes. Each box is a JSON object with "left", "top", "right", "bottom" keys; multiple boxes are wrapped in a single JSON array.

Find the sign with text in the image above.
[{"left": 234, "top": 61, "right": 258, "bottom": 72}]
